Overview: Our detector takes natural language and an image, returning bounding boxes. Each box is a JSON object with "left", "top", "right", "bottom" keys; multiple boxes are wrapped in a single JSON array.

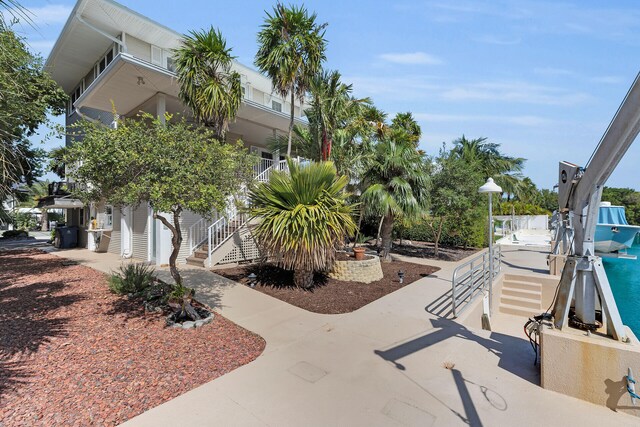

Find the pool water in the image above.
[{"left": 603, "top": 243, "right": 640, "bottom": 337}]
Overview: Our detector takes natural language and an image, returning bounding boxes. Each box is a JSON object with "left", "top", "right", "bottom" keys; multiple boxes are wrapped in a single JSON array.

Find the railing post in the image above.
[
  {"left": 452, "top": 271, "right": 458, "bottom": 318},
  {"left": 207, "top": 225, "right": 212, "bottom": 268}
]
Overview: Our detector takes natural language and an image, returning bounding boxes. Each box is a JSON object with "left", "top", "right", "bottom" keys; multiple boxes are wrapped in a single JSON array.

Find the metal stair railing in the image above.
[
  {"left": 451, "top": 246, "right": 501, "bottom": 318},
  {"left": 187, "top": 159, "right": 289, "bottom": 256}
]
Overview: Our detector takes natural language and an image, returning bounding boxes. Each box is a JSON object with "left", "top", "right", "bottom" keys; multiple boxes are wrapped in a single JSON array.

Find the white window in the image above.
[{"left": 272, "top": 100, "right": 282, "bottom": 112}]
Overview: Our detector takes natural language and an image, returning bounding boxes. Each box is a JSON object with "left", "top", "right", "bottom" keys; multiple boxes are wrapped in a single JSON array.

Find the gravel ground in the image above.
[
  {"left": 216, "top": 259, "right": 440, "bottom": 314},
  {"left": 0, "top": 249, "right": 265, "bottom": 426}
]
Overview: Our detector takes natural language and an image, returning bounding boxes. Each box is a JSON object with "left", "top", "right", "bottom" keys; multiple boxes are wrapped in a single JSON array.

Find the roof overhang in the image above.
[
  {"left": 38, "top": 197, "right": 85, "bottom": 209},
  {"left": 238, "top": 99, "right": 307, "bottom": 131},
  {"left": 75, "top": 53, "right": 180, "bottom": 115},
  {"left": 45, "top": 0, "right": 182, "bottom": 93}
]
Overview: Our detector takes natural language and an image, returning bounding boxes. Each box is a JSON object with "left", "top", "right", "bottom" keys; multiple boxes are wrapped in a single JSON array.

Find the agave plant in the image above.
[{"left": 249, "top": 159, "right": 357, "bottom": 288}]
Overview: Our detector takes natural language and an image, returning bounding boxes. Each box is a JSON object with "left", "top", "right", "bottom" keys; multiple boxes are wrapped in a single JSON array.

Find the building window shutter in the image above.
[{"left": 151, "top": 45, "right": 162, "bottom": 66}]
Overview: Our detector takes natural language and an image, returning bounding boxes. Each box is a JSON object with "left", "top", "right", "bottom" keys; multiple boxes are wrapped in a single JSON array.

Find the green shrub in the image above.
[
  {"left": 2, "top": 229, "right": 29, "bottom": 238},
  {"left": 15, "top": 212, "right": 37, "bottom": 230},
  {"left": 109, "top": 263, "right": 156, "bottom": 295}
]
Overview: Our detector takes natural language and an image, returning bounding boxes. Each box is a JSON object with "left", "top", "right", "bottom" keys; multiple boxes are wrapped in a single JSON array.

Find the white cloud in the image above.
[
  {"left": 589, "top": 75, "right": 623, "bottom": 84},
  {"left": 414, "top": 113, "right": 554, "bottom": 127},
  {"left": 378, "top": 52, "right": 444, "bottom": 65},
  {"left": 28, "top": 4, "right": 72, "bottom": 26},
  {"left": 440, "top": 81, "right": 591, "bottom": 106}
]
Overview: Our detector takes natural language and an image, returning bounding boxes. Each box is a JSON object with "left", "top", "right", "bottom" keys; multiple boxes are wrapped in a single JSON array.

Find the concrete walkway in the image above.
[{"left": 45, "top": 246, "right": 637, "bottom": 426}]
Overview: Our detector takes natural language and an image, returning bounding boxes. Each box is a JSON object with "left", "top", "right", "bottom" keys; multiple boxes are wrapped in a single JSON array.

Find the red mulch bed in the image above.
[
  {"left": 215, "top": 258, "right": 440, "bottom": 314},
  {"left": 0, "top": 249, "right": 265, "bottom": 426}
]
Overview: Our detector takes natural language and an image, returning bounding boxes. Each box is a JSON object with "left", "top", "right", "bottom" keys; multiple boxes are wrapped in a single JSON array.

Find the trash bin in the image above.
[{"left": 55, "top": 226, "right": 78, "bottom": 249}]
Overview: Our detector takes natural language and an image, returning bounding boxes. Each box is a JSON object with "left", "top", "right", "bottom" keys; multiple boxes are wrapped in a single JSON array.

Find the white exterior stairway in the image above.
[
  {"left": 185, "top": 159, "right": 288, "bottom": 268},
  {"left": 499, "top": 275, "right": 544, "bottom": 318}
]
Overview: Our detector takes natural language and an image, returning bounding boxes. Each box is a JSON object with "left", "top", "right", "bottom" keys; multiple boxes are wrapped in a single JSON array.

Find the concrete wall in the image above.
[{"left": 541, "top": 326, "right": 640, "bottom": 417}]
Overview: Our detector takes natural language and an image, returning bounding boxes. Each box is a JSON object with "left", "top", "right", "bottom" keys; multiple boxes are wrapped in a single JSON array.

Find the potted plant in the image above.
[{"left": 353, "top": 246, "right": 366, "bottom": 261}]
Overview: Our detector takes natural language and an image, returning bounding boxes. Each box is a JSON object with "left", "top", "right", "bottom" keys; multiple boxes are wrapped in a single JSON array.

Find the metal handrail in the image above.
[{"left": 451, "top": 246, "right": 501, "bottom": 318}]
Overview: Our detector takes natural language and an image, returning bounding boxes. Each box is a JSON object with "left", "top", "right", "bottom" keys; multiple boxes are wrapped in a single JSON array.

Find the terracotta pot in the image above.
[{"left": 353, "top": 247, "right": 366, "bottom": 261}]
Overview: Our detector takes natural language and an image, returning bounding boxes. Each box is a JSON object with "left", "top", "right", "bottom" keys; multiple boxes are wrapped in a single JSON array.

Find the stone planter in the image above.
[{"left": 328, "top": 254, "right": 383, "bottom": 284}]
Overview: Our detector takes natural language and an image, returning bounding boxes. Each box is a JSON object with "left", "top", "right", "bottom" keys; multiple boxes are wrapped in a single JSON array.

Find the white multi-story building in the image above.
[{"left": 44, "top": 0, "right": 305, "bottom": 266}]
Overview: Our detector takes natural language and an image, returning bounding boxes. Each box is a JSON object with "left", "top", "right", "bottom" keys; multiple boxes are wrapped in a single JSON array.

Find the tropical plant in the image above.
[
  {"left": 451, "top": 136, "right": 525, "bottom": 192},
  {"left": 255, "top": 3, "right": 327, "bottom": 156},
  {"left": 22, "top": 180, "right": 50, "bottom": 230},
  {"left": 108, "top": 263, "right": 156, "bottom": 295},
  {"left": 361, "top": 126, "right": 430, "bottom": 261},
  {"left": 429, "top": 149, "right": 485, "bottom": 255},
  {"left": 306, "top": 70, "right": 370, "bottom": 161},
  {"left": 391, "top": 112, "right": 421, "bottom": 145},
  {"left": 174, "top": 27, "right": 242, "bottom": 140},
  {"left": 0, "top": 21, "right": 66, "bottom": 203},
  {"left": 65, "top": 113, "right": 254, "bottom": 318},
  {"left": 249, "top": 159, "right": 357, "bottom": 288}
]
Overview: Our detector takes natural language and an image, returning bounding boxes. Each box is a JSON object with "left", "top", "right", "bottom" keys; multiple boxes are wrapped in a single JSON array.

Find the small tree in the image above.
[
  {"left": 430, "top": 150, "right": 484, "bottom": 255},
  {"left": 65, "top": 113, "right": 254, "bottom": 293}
]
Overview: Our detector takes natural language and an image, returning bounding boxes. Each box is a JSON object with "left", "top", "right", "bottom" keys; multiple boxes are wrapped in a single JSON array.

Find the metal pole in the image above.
[{"left": 488, "top": 192, "right": 493, "bottom": 313}]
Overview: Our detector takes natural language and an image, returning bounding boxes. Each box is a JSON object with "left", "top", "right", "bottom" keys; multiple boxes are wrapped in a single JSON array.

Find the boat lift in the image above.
[{"left": 552, "top": 72, "right": 640, "bottom": 341}]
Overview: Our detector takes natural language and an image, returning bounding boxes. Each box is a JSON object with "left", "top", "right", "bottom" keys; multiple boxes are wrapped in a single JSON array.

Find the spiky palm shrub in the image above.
[
  {"left": 174, "top": 27, "right": 242, "bottom": 140},
  {"left": 249, "top": 160, "right": 357, "bottom": 288}
]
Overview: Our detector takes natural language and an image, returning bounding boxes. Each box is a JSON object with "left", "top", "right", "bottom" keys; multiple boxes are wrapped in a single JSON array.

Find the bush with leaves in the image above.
[
  {"left": 108, "top": 263, "right": 156, "bottom": 295},
  {"left": 2, "top": 229, "right": 28, "bottom": 238}
]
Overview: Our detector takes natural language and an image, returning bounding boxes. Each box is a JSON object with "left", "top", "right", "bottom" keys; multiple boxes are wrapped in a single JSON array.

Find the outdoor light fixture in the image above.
[
  {"left": 479, "top": 177, "right": 502, "bottom": 312},
  {"left": 398, "top": 270, "right": 405, "bottom": 284},
  {"left": 247, "top": 273, "right": 257, "bottom": 288},
  {"left": 137, "top": 76, "right": 145, "bottom": 85}
]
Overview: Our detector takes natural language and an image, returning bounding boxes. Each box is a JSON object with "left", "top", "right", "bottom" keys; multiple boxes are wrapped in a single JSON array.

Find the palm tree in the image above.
[
  {"left": 174, "top": 27, "right": 242, "bottom": 140},
  {"left": 451, "top": 135, "right": 524, "bottom": 178},
  {"left": 255, "top": 3, "right": 327, "bottom": 156},
  {"left": 391, "top": 112, "right": 421, "bottom": 145},
  {"left": 249, "top": 160, "right": 357, "bottom": 288},
  {"left": 306, "top": 70, "right": 370, "bottom": 161},
  {"left": 361, "top": 127, "right": 430, "bottom": 262}
]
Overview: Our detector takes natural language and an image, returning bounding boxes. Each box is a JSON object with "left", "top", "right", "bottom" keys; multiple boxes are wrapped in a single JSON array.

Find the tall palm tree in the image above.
[
  {"left": 249, "top": 160, "right": 356, "bottom": 288},
  {"left": 255, "top": 3, "right": 327, "bottom": 156},
  {"left": 174, "top": 27, "right": 242, "bottom": 140},
  {"left": 306, "top": 70, "right": 370, "bottom": 161},
  {"left": 361, "top": 128, "right": 430, "bottom": 262}
]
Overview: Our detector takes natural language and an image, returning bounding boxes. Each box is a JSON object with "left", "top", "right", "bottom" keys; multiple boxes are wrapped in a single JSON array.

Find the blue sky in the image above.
[{"left": 10, "top": 0, "right": 640, "bottom": 190}]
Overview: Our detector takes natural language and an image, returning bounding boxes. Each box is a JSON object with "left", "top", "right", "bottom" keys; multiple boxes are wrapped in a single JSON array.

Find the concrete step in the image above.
[
  {"left": 499, "top": 303, "right": 542, "bottom": 318},
  {"left": 500, "top": 295, "right": 541, "bottom": 310},
  {"left": 194, "top": 250, "right": 208, "bottom": 260},
  {"left": 502, "top": 279, "right": 542, "bottom": 293},
  {"left": 501, "top": 287, "right": 542, "bottom": 300},
  {"left": 186, "top": 256, "right": 205, "bottom": 268}
]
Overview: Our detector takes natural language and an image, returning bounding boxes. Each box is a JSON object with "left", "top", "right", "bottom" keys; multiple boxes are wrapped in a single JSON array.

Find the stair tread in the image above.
[
  {"left": 499, "top": 303, "right": 542, "bottom": 317},
  {"left": 501, "top": 287, "right": 542, "bottom": 296},
  {"left": 503, "top": 279, "right": 542, "bottom": 287},
  {"left": 501, "top": 294, "right": 541, "bottom": 304}
]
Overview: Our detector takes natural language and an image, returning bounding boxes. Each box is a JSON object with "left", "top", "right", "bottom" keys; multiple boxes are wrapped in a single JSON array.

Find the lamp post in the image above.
[{"left": 479, "top": 177, "right": 502, "bottom": 312}]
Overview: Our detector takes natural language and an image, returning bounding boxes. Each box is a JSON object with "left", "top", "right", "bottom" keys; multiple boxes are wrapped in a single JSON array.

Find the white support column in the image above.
[
  {"left": 121, "top": 206, "right": 132, "bottom": 258},
  {"left": 156, "top": 93, "right": 166, "bottom": 123}
]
